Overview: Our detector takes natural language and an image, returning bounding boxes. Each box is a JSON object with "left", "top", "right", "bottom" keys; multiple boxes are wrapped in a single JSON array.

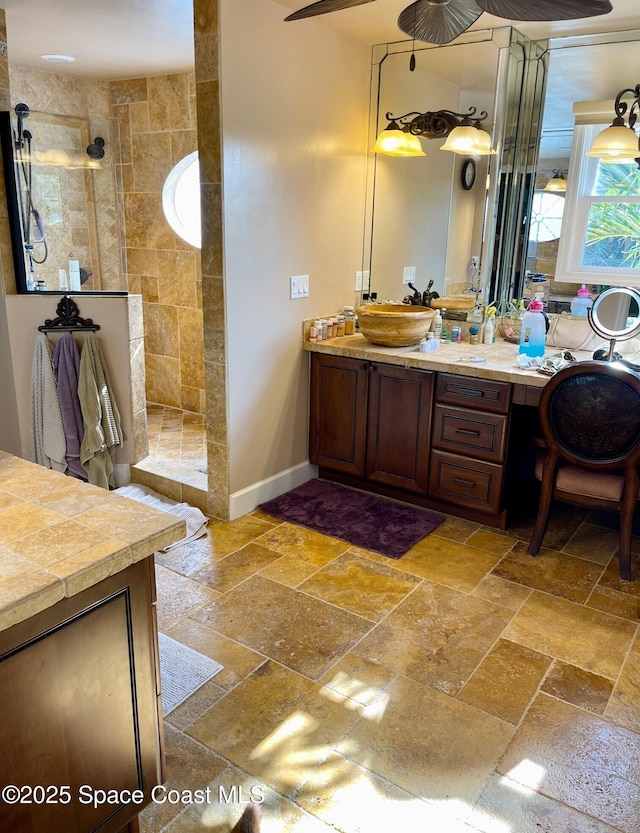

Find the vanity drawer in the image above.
[
  {"left": 436, "top": 373, "right": 511, "bottom": 415},
  {"left": 429, "top": 450, "right": 504, "bottom": 514},
  {"left": 432, "top": 404, "right": 508, "bottom": 463}
]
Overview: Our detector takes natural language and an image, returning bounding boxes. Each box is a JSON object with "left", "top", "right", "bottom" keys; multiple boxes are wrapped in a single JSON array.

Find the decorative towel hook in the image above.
[{"left": 38, "top": 296, "right": 100, "bottom": 332}]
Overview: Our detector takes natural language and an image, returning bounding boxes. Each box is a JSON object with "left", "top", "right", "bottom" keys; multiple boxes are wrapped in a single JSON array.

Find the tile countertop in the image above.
[
  {"left": 0, "top": 453, "right": 186, "bottom": 633},
  {"left": 303, "top": 332, "right": 640, "bottom": 387}
]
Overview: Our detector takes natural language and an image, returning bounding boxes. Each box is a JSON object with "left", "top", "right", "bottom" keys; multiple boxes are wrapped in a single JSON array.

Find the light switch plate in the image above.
[
  {"left": 290, "top": 275, "right": 309, "bottom": 299},
  {"left": 403, "top": 266, "right": 416, "bottom": 284}
]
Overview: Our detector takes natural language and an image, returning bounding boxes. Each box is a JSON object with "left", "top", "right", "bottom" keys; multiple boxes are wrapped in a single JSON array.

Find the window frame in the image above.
[{"left": 555, "top": 122, "right": 640, "bottom": 285}]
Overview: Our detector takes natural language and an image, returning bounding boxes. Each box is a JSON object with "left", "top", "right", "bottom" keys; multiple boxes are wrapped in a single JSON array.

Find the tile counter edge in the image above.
[
  {"left": 303, "top": 333, "right": 556, "bottom": 387},
  {"left": 0, "top": 453, "right": 186, "bottom": 632}
]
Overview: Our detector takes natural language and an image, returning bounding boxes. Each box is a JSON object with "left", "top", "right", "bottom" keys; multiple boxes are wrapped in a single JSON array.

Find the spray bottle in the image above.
[
  {"left": 519, "top": 296, "right": 546, "bottom": 357},
  {"left": 483, "top": 307, "right": 496, "bottom": 344}
]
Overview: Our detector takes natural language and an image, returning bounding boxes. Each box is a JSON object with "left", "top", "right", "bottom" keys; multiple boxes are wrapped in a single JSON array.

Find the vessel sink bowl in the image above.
[
  {"left": 356, "top": 304, "right": 436, "bottom": 347},
  {"left": 430, "top": 294, "right": 480, "bottom": 312}
]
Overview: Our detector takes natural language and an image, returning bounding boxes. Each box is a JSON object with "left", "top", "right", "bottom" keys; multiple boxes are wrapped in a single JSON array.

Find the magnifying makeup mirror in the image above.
[{"left": 588, "top": 286, "right": 640, "bottom": 361}]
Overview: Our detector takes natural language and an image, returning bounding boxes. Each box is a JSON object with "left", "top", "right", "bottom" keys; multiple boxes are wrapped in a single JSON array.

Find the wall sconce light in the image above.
[
  {"left": 587, "top": 84, "right": 640, "bottom": 166},
  {"left": 372, "top": 107, "right": 496, "bottom": 158},
  {"left": 543, "top": 169, "right": 568, "bottom": 192}
]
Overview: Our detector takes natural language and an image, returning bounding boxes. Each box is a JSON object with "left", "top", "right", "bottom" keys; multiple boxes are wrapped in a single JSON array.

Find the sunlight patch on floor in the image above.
[
  {"left": 503, "top": 757, "right": 547, "bottom": 791},
  {"left": 319, "top": 670, "right": 391, "bottom": 721}
]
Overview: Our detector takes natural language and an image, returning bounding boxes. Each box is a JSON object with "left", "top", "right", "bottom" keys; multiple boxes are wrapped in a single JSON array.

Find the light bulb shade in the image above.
[
  {"left": 440, "top": 125, "right": 496, "bottom": 155},
  {"left": 371, "top": 129, "right": 425, "bottom": 157},
  {"left": 586, "top": 124, "right": 640, "bottom": 161},
  {"left": 544, "top": 175, "right": 567, "bottom": 192}
]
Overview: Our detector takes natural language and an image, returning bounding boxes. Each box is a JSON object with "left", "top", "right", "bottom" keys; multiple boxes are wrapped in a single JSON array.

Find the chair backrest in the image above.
[{"left": 538, "top": 361, "right": 640, "bottom": 471}]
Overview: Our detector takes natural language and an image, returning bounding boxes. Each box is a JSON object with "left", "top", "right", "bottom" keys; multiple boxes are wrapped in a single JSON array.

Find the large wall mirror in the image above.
[
  {"left": 364, "top": 28, "right": 510, "bottom": 304},
  {"left": 1, "top": 105, "right": 125, "bottom": 294},
  {"left": 528, "top": 30, "right": 640, "bottom": 298},
  {"left": 363, "top": 27, "right": 548, "bottom": 309}
]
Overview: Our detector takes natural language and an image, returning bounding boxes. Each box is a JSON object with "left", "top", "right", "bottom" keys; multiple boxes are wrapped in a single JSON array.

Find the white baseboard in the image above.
[{"left": 229, "top": 461, "right": 318, "bottom": 521}]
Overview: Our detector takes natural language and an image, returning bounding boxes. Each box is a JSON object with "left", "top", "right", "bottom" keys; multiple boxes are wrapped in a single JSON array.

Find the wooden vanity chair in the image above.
[{"left": 527, "top": 361, "right": 640, "bottom": 580}]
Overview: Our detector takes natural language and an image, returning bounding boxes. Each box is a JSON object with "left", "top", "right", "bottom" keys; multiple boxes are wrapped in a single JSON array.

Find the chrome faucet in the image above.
[{"left": 404, "top": 280, "right": 440, "bottom": 307}]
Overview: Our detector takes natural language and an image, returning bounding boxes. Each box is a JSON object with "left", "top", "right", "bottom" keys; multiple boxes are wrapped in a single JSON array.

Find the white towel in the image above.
[
  {"left": 114, "top": 484, "right": 208, "bottom": 549},
  {"left": 30, "top": 333, "right": 67, "bottom": 473}
]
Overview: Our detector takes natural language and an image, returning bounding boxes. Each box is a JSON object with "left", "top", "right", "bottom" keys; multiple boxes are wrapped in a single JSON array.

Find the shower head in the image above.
[
  {"left": 14, "top": 102, "right": 30, "bottom": 148},
  {"left": 86, "top": 137, "right": 105, "bottom": 160}
]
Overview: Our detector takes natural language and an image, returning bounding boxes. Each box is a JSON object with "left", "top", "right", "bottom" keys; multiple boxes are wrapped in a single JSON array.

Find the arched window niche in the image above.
[{"left": 162, "top": 150, "right": 201, "bottom": 249}]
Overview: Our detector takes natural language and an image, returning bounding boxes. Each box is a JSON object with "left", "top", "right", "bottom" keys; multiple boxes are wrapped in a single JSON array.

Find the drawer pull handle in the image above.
[
  {"left": 453, "top": 477, "right": 476, "bottom": 488},
  {"left": 455, "top": 387, "right": 484, "bottom": 398},
  {"left": 455, "top": 428, "right": 480, "bottom": 437}
]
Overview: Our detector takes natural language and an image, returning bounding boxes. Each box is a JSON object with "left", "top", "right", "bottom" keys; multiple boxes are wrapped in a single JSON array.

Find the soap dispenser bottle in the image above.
[
  {"left": 432, "top": 308, "right": 443, "bottom": 340},
  {"left": 519, "top": 296, "right": 546, "bottom": 357},
  {"left": 570, "top": 284, "right": 593, "bottom": 317}
]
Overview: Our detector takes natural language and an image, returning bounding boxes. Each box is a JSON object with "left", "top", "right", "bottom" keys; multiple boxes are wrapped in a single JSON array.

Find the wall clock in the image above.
[{"left": 461, "top": 158, "right": 476, "bottom": 190}]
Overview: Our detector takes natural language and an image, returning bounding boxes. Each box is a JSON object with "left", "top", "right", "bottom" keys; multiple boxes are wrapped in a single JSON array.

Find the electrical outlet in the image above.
[
  {"left": 471, "top": 256, "right": 480, "bottom": 269},
  {"left": 403, "top": 266, "right": 416, "bottom": 284},
  {"left": 290, "top": 275, "right": 309, "bottom": 299}
]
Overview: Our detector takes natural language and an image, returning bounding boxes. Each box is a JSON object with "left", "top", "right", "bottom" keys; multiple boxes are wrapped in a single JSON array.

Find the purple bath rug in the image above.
[{"left": 259, "top": 479, "right": 445, "bottom": 559}]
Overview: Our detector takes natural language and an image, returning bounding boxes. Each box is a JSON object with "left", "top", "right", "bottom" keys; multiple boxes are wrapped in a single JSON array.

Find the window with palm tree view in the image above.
[{"left": 556, "top": 123, "right": 640, "bottom": 284}]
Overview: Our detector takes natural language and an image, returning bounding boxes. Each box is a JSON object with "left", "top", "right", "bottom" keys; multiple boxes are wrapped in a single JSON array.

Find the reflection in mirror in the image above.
[
  {"left": 588, "top": 286, "right": 640, "bottom": 361},
  {"left": 3, "top": 105, "right": 125, "bottom": 294},
  {"left": 531, "top": 32, "right": 640, "bottom": 301},
  {"left": 590, "top": 286, "right": 640, "bottom": 337},
  {"left": 365, "top": 30, "right": 508, "bottom": 304}
]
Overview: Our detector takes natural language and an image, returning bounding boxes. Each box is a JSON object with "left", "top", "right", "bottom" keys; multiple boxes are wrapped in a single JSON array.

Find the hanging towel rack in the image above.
[{"left": 38, "top": 295, "right": 100, "bottom": 332}]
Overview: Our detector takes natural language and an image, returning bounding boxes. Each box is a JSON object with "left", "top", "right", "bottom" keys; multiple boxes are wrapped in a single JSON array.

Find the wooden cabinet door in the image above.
[
  {"left": 366, "top": 363, "right": 433, "bottom": 493},
  {"left": 309, "top": 353, "right": 368, "bottom": 476},
  {"left": 0, "top": 559, "right": 161, "bottom": 833}
]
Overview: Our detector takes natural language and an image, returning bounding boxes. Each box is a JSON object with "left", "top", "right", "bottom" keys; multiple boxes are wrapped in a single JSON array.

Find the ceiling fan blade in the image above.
[
  {"left": 285, "top": 0, "right": 377, "bottom": 22},
  {"left": 475, "top": 0, "right": 612, "bottom": 21},
  {"left": 398, "top": 0, "right": 483, "bottom": 45}
]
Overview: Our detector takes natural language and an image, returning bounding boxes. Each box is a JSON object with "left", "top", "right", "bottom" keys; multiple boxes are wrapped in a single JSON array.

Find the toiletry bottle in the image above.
[
  {"left": 440, "top": 309, "right": 448, "bottom": 341},
  {"left": 518, "top": 296, "right": 546, "bottom": 357},
  {"left": 343, "top": 306, "right": 356, "bottom": 335},
  {"left": 469, "top": 325, "right": 480, "bottom": 344},
  {"left": 570, "top": 284, "right": 593, "bottom": 317},
  {"left": 69, "top": 259, "right": 81, "bottom": 291},
  {"left": 433, "top": 308, "right": 443, "bottom": 339},
  {"left": 483, "top": 313, "right": 494, "bottom": 344}
]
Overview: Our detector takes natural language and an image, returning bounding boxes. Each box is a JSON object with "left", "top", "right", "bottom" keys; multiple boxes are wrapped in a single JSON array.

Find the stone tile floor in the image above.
[
  {"left": 135, "top": 405, "right": 207, "bottom": 491},
  {"left": 142, "top": 497, "right": 640, "bottom": 833}
]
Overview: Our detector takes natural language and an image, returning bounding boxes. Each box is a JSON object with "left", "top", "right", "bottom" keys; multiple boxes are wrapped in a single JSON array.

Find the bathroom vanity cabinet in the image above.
[
  {"left": 307, "top": 342, "right": 547, "bottom": 528},
  {"left": 0, "top": 453, "right": 185, "bottom": 833},
  {"left": 0, "top": 559, "right": 161, "bottom": 833},
  {"left": 309, "top": 354, "right": 433, "bottom": 495},
  {"left": 429, "top": 373, "right": 511, "bottom": 517}
]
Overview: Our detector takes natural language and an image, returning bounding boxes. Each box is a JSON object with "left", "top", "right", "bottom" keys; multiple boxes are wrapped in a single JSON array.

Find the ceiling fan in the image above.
[{"left": 285, "top": 0, "right": 613, "bottom": 45}]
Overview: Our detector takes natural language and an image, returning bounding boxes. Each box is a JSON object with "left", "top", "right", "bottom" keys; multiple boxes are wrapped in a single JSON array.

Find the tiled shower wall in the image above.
[{"left": 110, "top": 73, "right": 206, "bottom": 415}]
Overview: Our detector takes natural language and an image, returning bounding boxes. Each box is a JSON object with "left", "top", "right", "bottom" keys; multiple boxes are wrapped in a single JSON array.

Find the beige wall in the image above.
[
  {"left": 0, "top": 0, "right": 375, "bottom": 521},
  {"left": 218, "top": 0, "right": 371, "bottom": 514}
]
